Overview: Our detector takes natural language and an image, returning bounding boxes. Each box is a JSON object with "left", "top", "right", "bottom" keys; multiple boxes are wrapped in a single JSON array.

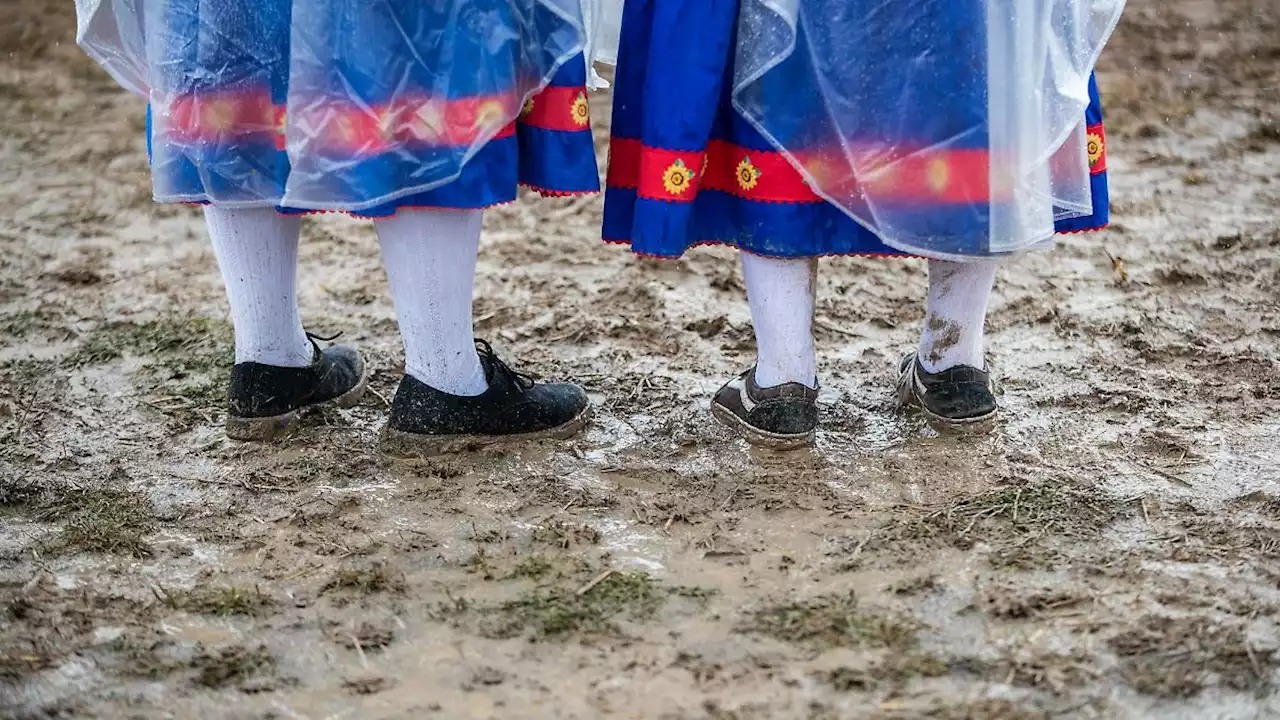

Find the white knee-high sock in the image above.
[
  {"left": 375, "top": 208, "right": 488, "bottom": 397},
  {"left": 918, "top": 259, "right": 999, "bottom": 373},
  {"left": 741, "top": 252, "right": 819, "bottom": 389},
  {"left": 204, "top": 206, "right": 313, "bottom": 368}
]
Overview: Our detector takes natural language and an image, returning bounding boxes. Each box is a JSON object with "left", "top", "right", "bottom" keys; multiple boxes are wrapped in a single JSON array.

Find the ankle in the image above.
[
  {"left": 234, "top": 330, "right": 314, "bottom": 368},
  {"left": 917, "top": 345, "right": 985, "bottom": 374},
  {"left": 754, "top": 358, "right": 818, "bottom": 390},
  {"left": 405, "top": 353, "right": 488, "bottom": 397}
]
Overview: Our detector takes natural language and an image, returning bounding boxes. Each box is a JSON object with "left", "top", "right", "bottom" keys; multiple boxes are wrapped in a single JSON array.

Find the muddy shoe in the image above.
[
  {"left": 710, "top": 367, "right": 818, "bottom": 450},
  {"left": 225, "top": 336, "right": 368, "bottom": 441},
  {"left": 896, "top": 353, "right": 997, "bottom": 433},
  {"left": 380, "top": 340, "right": 592, "bottom": 457}
]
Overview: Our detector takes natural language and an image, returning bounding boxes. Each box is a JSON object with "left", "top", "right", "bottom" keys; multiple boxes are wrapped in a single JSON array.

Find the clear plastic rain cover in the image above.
[
  {"left": 731, "top": 0, "right": 1125, "bottom": 257},
  {"left": 577, "top": 0, "right": 1122, "bottom": 258},
  {"left": 74, "top": 0, "right": 587, "bottom": 211}
]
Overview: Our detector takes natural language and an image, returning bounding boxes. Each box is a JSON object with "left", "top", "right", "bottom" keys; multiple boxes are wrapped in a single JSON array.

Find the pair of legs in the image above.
[
  {"left": 743, "top": 253, "right": 997, "bottom": 387},
  {"left": 207, "top": 206, "right": 591, "bottom": 453},
  {"left": 207, "top": 205, "right": 487, "bottom": 394},
  {"left": 714, "top": 252, "right": 999, "bottom": 447}
]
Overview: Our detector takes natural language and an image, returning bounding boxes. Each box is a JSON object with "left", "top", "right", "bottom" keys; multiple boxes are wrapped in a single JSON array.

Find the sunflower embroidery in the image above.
[
  {"left": 803, "top": 159, "right": 829, "bottom": 188},
  {"left": 332, "top": 116, "right": 357, "bottom": 142},
  {"left": 662, "top": 159, "right": 695, "bottom": 196},
  {"left": 522, "top": 97, "right": 535, "bottom": 117},
  {"left": 202, "top": 99, "right": 237, "bottom": 132},
  {"left": 378, "top": 109, "right": 401, "bottom": 139},
  {"left": 474, "top": 100, "right": 506, "bottom": 130},
  {"left": 410, "top": 104, "right": 444, "bottom": 142},
  {"left": 1087, "top": 131, "right": 1105, "bottom": 169},
  {"left": 864, "top": 164, "right": 898, "bottom": 192},
  {"left": 926, "top": 158, "right": 950, "bottom": 194},
  {"left": 570, "top": 92, "right": 590, "bottom": 127},
  {"left": 735, "top": 156, "right": 762, "bottom": 191}
]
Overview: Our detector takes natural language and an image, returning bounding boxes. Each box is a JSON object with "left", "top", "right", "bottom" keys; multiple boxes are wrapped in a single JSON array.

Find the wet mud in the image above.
[{"left": 2, "top": 1, "right": 1279, "bottom": 718}]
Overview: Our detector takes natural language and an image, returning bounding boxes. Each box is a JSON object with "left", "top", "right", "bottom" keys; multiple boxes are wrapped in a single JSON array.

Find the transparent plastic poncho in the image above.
[
  {"left": 589, "top": 0, "right": 1122, "bottom": 259},
  {"left": 75, "top": 0, "right": 589, "bottom": 211}
]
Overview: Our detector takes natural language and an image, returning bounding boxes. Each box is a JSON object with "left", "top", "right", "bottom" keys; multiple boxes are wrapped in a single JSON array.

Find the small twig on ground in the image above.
[
  {"left": 575, "top": 569, "right": 615, "bottom": 597},
  {"left": 367, "top": 386, "right": 390, "bottom": 408}
]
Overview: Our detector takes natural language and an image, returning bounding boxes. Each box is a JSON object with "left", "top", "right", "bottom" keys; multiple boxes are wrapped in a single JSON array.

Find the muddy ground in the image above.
[{"left": 1, "top": 1, "right": 1278, "bottom": 718}]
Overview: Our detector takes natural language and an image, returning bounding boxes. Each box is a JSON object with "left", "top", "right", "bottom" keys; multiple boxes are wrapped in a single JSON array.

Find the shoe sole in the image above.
[
  {"left": 378, "top": 404, "right": 594, "bottom": 459},
  {"left": 710, "top": 402, "right": 815, "bottom": 451},
  {"left": 225, "top": 364, "right": 371, "bottom": 442},
  {"left": 896, "top": 367, "right": 998, "bottom": 435}
]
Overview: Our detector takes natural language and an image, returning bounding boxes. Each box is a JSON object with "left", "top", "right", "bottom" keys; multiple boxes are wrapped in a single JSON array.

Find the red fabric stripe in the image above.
[
  {"left": 160, "top": 91, "right": 527, "bottom": 151},
  {"left": 519, "top": 86, "right": 593, "bottom": 132},
  {"left": 165, "top": 91, "right": 278, "bottom": 142},
  {"left": 606, "top": 137, "right": 642, "bottom": 189},
  {"left": 310, "top": 95, "right": 518, "bottom": 151},
  {"left": 608, "top": 136, "right": 1003, "bottom": 205},
  {"left": 703, "top": 140, "right": 820, "bottom": 202},
  {"left": 608, "top": 139, "right": 708, "bottom": 202}
]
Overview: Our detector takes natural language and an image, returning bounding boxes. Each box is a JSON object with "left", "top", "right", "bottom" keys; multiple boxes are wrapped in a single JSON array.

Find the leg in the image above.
[
  {"left": 710, "top": 253, "right": 820, "bottom": 450},
  {"left": 374, "top": 208, "right": 590, "bottom": 457},
  {"left": 205, "top": 206, "right": 312, "bottom": 367},
  {"left": 742, "top": 253, "right": 819, "bottom": 389},
  {"left": 918, "top": 259, "right": 998, "bottom": 373},
  {"left": 374, "top": 208, "right": 487, "bottom": 396},
  {"left": 898, "top": 259, "right": 1000, "bottom": 431},
  {"left": 205, "top": 206, "right": 366, "bottom": 440}
]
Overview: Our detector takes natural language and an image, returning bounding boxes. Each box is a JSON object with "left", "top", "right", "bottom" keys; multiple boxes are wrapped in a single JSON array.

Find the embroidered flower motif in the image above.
[
  {"left": 411, "top": 103, "right": 444, "bottom": 142},
  {"left": 571, "top": 92, "right": 590, "bottom": 127},
  {"left": 202, "top": 99, "right": 237, "bottom": 132},
  {"left": 926, "top": 158, "right": 950, "bottom": 194},
  {"left": 736, "top": 156, "right": 762, "bottom": 191},
  {"left": 522, "top": 96, "right": 535, "bottom": 117},
  {"left": 378, "top": 109, "right": 402, "bottom": 139},
  {"left": 275, "top": 109, "right": 287, "bottom": 138},
  {"left": 803, "top": 158, "right": 830, "bottom": 189},
  {"left": 662, "top": 159, "right": 695, "bottom": 196},
  {"left": 864, "top": 164, "right": 898, "bottom": 192},
  {"left": 1087, "top": 131, "right": 1105, "bottom": 168},
  {"left": 332, "top": 116, "right": 357, "bottom": 142},
  {"left": 474, "top": 100, "right": 506, "bottom": 131}
]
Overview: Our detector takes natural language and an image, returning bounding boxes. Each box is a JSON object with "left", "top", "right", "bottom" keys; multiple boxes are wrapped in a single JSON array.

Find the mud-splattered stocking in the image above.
[
  {"left": 918, "top": 259, "right": 999, "bottom": 373},
  {"left": 741, "top": 252, "right": 819, "bottom": 389},
  {"left": 204, "top": 206, "right": 313, "bottom": 368}
]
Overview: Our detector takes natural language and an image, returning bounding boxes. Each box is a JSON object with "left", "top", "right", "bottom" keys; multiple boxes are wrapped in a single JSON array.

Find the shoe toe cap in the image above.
[
  {"left": 526, "top": 382, "right": 590, "bottom": 427},
  {"left": 927, "top": 384, "right": 997, "bottom": 420},
  {"left": 750, "top": 399, "right": 819, "bottom": 435}
]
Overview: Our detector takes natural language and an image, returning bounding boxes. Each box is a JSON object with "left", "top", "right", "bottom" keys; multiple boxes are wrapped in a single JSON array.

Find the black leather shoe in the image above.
[
  {"left": 710, "top": 366, "right": 818, "bottom": 450},
  {"left": 380, "top": 340, "right": 592, "bottom": 457},
  {"left": 226, "top": 334, "right": 368, "bottom": 441},
  {"left": 896, "top": 353, "right": 997, "bottom": 433}
]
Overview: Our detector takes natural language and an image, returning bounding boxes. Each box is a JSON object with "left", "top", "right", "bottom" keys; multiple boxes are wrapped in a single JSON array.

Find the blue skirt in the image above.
[
  {"left": 603, "top": 0, "right": 1111, "bottom": 259},
  {"left": 145, "top": 0, "right": 600, "bottom": 215}
]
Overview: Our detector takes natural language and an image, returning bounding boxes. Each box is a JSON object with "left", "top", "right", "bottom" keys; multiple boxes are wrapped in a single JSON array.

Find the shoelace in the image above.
[
  {"left": 299, "top": 331, "right": 344, "bottom": 371},
  {"left": 475, "top": 339, "right": 534, "bottom": 391}
]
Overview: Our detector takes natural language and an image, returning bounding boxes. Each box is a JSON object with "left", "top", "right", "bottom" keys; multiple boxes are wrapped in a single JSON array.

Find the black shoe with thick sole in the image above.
[
  {"left": 896, "top": 353, "right": 998, "bottom": 433},
  {"left": 226, "top": 335, "right": 368, "bottom": 441},
  {"left": 710, "top": 366, "right": 818, "bottom": 450},
  {"left": 380, "top": 340, "right": 592, "bottom": 458}
]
